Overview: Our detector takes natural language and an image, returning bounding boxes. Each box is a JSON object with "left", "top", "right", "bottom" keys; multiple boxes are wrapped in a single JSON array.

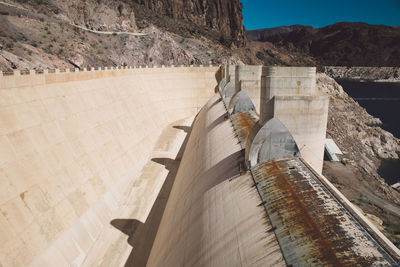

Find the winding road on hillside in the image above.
[{"left": 0, "top": 1, "right": 146, "bottom": 36}]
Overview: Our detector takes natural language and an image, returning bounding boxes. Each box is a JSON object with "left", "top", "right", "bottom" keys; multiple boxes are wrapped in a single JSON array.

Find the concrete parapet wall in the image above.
[
  {"left": 0, "top": 66, "right": 218, "bottom": 266},
  {"left": 0, "top": 65, "right": 218, "bottom": 89}
]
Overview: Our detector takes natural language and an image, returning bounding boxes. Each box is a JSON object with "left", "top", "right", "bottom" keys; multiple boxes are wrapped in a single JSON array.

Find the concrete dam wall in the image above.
[
  {"left": 147, "top": 65, "right": 399, "bottom": 266},
  {"left": 0, "top": 66, "right": 218, "bottom": 266},
  {"left": 0, "top": 65, "right": 399, "bottom": 266}
]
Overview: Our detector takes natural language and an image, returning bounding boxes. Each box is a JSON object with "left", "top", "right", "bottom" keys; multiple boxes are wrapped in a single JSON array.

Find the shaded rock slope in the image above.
[
  {"left": 248, "top": 22, "right": 400, "bottom": 66},
  {"left": 132, "top": 0, "right": 247, "bottom": 47}
]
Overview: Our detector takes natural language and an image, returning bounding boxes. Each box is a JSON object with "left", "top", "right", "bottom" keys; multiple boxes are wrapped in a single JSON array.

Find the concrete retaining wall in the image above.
[{"left": 0, "top": 66, "right": 218, "bottom": 266}]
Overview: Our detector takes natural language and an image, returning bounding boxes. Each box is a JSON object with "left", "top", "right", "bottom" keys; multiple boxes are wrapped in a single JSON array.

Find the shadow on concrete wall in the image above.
[
  {"left": 214, "top": 67, "right": 223, "bottom": 93},
  {"left": 172, "top": 125, "right": 191, "bottom": 133},
  {"left": 197, "top": 149, "right": 244, "bottom": 192},
  {"left": 110, "top": 123, "right": 193, "bottom": 267},
  {"left": 110, "top": 219, "right": 141, "bottom": 245}
]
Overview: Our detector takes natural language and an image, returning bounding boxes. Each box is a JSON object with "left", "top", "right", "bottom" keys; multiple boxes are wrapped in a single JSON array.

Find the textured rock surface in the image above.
[
  {"left": 0, "top": 0, "right": 246, "bottom": 70},
  {"left": 133, "top": 0, "right": 247, "bottom": 47},
  {"left": 247, "top": 25, "right": 314, "bottom": 41}
]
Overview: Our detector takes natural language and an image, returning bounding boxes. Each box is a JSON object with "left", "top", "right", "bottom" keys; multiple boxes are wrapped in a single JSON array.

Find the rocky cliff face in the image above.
[
  {"left": 133, "top": 0, "right": 247, "bottom": 47},
  {"left": 0, "top": 0, "right": 247, "bottom": 70},
  {"left": 0, "top": 0, "right": 248, "bottom": 70},
  {"left": 14, "top": 0, "right": 247, "bottom": 47}
]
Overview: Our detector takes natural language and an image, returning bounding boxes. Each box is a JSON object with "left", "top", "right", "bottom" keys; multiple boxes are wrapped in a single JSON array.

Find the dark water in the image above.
[{"left": 336, "top": 79, "right": 400, "bottom": 185}]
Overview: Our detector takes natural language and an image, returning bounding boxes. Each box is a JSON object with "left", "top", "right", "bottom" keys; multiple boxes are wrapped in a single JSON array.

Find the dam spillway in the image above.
[{"left": 0, "top": 66, "right": 399, "bottom": 266}]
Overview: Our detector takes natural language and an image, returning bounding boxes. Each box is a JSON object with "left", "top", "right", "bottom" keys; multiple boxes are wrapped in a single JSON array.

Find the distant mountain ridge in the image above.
[
  {"left": 247, "top": 25, "right": 314, "bottom": 41},
  {"left": 247, "top": 22, "right": 400, "bottom": 66}
]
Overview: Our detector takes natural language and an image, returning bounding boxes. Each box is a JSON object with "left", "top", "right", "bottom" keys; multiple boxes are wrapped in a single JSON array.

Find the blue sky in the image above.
[{"left": 241, "top": 0, "right": 400, "bottom": 30}]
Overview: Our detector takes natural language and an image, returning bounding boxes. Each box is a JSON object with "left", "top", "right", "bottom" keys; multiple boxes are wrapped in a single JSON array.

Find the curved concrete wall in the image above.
[
  {"left": 147, "top": 94, "right": 285, "bottom": 266},
  {"left": 0, "top": 66, "right": 218, "bottom": 266}
]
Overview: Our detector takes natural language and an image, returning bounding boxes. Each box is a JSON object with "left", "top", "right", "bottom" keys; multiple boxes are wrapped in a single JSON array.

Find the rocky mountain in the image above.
[
  {"left": 132, "top": 0, "right": 247, "bottom": 47},
  {"left": 248, "top": 22, "right": 400, "bottom": 66},
  {"left": 0, "top": 0, "right": 247, "bottom": 70},
  {"left": 2, "top": 1, "right": 400, "bottom": 70}
]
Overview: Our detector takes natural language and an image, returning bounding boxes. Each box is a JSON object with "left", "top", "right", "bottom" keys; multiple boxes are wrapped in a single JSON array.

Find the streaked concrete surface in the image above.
[
  {"left": 252, "top": 158, "right": 397, "bottom": 266},
  {"left": 147, "top": 94, "right": 286, "bottom": 266}
]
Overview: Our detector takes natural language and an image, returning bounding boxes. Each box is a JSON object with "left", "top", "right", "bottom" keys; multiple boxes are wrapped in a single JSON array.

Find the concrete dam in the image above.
[{"left": 0, "top": 65, "right": 399, "bottom": 266}]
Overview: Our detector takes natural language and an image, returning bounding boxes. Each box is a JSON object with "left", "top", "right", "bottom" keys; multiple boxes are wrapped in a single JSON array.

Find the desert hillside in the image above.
[{"left": 0, "top": 0, "right": 247, "bottom": 70}]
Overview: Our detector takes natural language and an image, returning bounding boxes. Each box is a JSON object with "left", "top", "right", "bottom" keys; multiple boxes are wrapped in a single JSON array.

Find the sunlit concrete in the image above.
[{"left": 0, "top": 66, "right": 218, "bottom": 266}]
